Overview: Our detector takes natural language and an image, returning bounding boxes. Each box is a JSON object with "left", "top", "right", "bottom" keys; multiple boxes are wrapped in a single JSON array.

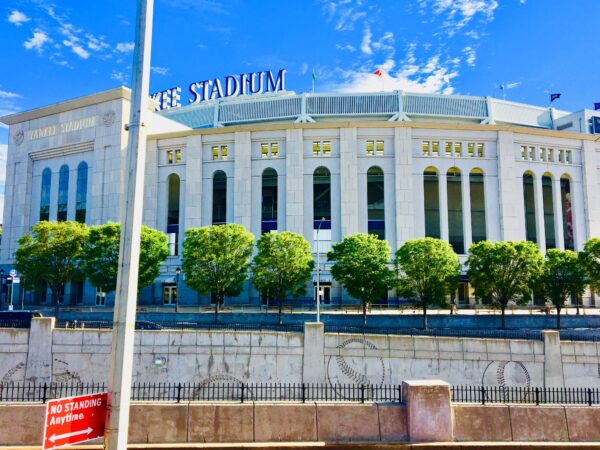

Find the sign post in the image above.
[{"left": 43, "top": 392, "right": 108, "bottom": 449}]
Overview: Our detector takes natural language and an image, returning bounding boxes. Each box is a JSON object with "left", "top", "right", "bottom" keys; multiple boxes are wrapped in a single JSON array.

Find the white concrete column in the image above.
[
  {"left": 496, "top": 131, "right": 523, "bottom": 240},
  {"left": 67, "top": 165, "right": 77, "bottom": 222},
  {"left": 484, "top": 172, "right": 501, "bottom": 242},
  {"left": 402, "top": 380, "right": 453, "bottom": 443},
  {"left": 542, "top": 330, "right": 564, "bottom": 388},
  {"left": 233, "top": 132, "right": 252, "bottom": 230},
  {"left": 572, "top": 178, "right": 586, "bottom": 251},
  {"left": 184, "top": 135, "right": 203, "bottom": 230},
  {"left": 461, "top": 173, "right": 472, "bottom": 252},
  {"left": 302, "top": 322, "right": 325, "bottom": 383},
  {"left": 581, "top": 140, "right": 600, "bottom": 239},
  {"left": 340, "top": 127, "right": 359, "bottom": 237},
  {"left": 533, "top": 175, "right": 546, "bottom": 253},
  {"left": 25, "top": 317, "right": 55, "bottom": 384},
  {"left": 394, "top": 127, "right": 414, "bottom": 248},
  {"left": 285, "top": 129, "right": 304, "bottom": 235},
  {"left": 438, "top": 173, "right": 449, "bottom": 242},
  {"left": 552, "top": 178, "right": 565, "bottom": 250}
]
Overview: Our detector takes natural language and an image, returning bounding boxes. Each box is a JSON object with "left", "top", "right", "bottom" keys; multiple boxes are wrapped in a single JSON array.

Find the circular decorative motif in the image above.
[
  {"left": 13, "top": 130, "right": 24, "bottom": 146},
  {"left": 481, "top": 360, "right": 531, "bottom": 402},
  {"left": 327, "top": 337, "right": 386, "bottom": 398},
  {"left": 102, "top": 110, "right": 116, "bottom": 127}
]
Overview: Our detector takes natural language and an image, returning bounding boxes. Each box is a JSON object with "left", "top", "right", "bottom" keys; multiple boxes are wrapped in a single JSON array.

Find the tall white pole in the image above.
[{"left": 104, "top": 1, "right": 153, "bottom": 449}]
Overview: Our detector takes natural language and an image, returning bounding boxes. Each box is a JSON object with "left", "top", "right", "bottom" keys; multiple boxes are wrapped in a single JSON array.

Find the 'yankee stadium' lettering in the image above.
[{"left": 154, "top": 69, "right": 286, "bottom": 111}]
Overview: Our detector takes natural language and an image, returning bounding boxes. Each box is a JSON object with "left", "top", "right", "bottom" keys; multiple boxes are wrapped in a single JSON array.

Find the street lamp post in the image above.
[
  {"left": 0, "top": 269, "right": 4, "bottom": 307},
  {"left": 175, "top": 267, "right": 181, "bottom": 313},
  {"left": 316, "top": 217, "right": 325, "bottom": 323}
]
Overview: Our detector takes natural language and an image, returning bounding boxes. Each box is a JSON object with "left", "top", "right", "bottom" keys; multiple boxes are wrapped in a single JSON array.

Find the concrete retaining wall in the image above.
[{"left": 2, "top": 319, "right": 600, "bottom": 388}]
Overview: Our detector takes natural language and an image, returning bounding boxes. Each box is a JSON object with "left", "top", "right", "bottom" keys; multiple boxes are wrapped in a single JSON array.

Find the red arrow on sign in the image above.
[{"left": 43, "top": 392, "right": 108, "bottom": 450}]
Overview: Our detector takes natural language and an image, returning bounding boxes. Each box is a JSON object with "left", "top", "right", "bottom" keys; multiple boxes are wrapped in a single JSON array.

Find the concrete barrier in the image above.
[
  {"left": 316, "top": 404, "right": 380, "bottom": 442},
  {"left": 188, "top": 404, "right": 253, "bottom": 443},
  {"left": 509, "top": 405, "right": 569, "bottom": 442},
  {"left": 453, "top": 405, "right": 512, "bottom": 441},
  {"left": 0, "top": 404, "right": 45, "bottom": 445},
  {"left": 254, "top": 404, "right": 317, "bottom": 442},
  {"left": 403, "top": 380, "right": 452, "bottom": 443}
]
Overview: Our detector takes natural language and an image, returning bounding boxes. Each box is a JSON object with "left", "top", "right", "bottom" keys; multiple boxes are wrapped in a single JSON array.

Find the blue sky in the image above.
[{"left": 1, "top": 0, "right": 600, "bottom": 216}]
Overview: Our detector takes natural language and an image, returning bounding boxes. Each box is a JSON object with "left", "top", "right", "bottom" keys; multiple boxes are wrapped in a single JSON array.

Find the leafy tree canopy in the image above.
[
  {"left": 394, "top": 238, "right": 460, "bottom": 328},
  {"left": 580, "top": 238, "right": 600, "bottom": 292},
  {"left": 467, "top": 240, "right": 543, "bottom": 327},
  {"left": 252, "top": 231, "right": 314, "bottom": 323},
  {"left": 182, "top": 224, "right": 254, "bottom": 318},
  {"left": 15, "top": 221, "right": 89, "bottom": 303},
  {"left": 327, "top": 233, "right": 392, "bottom": 324},
  {"left": 81, "top": 222, "right": 168, "bottom": 293}
]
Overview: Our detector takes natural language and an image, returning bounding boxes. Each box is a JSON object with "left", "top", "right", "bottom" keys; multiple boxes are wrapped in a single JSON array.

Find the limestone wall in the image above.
[{"left": 2, "top": 318, "right": 600, "bottom": 388}]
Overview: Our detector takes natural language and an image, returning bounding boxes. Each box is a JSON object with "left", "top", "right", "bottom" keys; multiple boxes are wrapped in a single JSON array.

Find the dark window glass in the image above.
[
  {"left": 542, "top": 175, "right": 556, "bottom": 249},
  {"left": 212, "top": 170, "right": 227, "bottom": 225},
  {"left": 367, "top": 166, "right": 385, "bottom": 239},
  {"left": 167, "top": 173, "right": 181, "bottom": 255},
  {"left": 261, "top": 168, "right": 278, "bottom": 233},
  {"left": 75, "top": 162, "right": 88, "bottom": 223},
  {"left": 424, "top": 169, "right": 440, "bottom": 238},
  {"left": 313, "top": 167, "right": 331, "bottom": 229},
  {"left": 57, "top": 165, "right": 69, "bottom": 221},
  {"left": 447, "top": 168, "right": 464, "bottom": 254},
  {"left": 523, "top": 173, "right": 537, "bottom": 243},
  {"left": 469, "top": 171, "right": 486, "bottom": 243},
  {"left": 561, "top": 178, "right": 574, "bottom": 250},
  {"left": 40, "top": 168, "right": 51, "bottom": 221}
]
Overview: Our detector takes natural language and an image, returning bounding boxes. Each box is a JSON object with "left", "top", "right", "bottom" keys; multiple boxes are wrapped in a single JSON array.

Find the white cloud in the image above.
[
  {"left": 430, "top": 0, "right": 498, "bottom": 35},
  {"left": 360, "top": 27, "right": 373, "bottom": 55},
  {"left": 86, "top": 35, "right": 110, "bottom": 52},
  {"left": 336, "top": 43, "right": 356, "bottom": 52},
  {"left": 299, "top": 63, "right": 308, "bottom": 75},
  {"left": 323, "top": 0, "right": 367, "bottom": 31},
  {"left": 24, "top": 30, "right": 52, "bottom": 53},
  {"left": 8, "top": 10, "right": 30, "bottom": 26},
  {"left": 505, "top": 81, "right": 521, "bottom": 89},
  {"left": 63, "top": 39, "right": 90, "bottom": 59},
  {"left": 0, "top": 91, "right": 22, "bottom": 99},
  {"left": 151, "top": 66, "right": 169, "bottom": 75},
  {"left": 463, "top": 46, "right": 476, "bottom": 66},
  {"left": 111, "top": 70, "right": 127, "bottom": 84},
  {"left": 116, "top": 42, "right": 135, "bottom": 53}
]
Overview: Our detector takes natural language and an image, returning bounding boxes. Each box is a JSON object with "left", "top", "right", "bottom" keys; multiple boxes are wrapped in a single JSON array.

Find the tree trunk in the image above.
[
  {"left": 557, "top": 306, "right": 561, "bottom": 329},
  {"left": 278, "top": 297, "right": 283, "bottom": 325},
  {"left": 574, "top": 292, "right": 580, "bottom": 316},
  {"left": 214, "top": 293, "right": 221, "bottom": 323},
  {"left": 501, "top": 306, "right": 506, "bottom": 330},
  {"left": 363, "top": 301, "right": 367, "bottom": 327},
  {"left": 422, "top": 303, "right": 428, "bottom": 330}
]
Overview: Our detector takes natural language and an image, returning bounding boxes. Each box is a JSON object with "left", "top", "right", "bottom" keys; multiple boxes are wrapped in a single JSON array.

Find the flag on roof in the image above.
[
  {"left": 594, "top": 102, "right": 600, "bottom": 111},
  {"left": 312, "top": 70, "right": 317, "bottom": 81},
  {"left": 373, "top": 69, "right": 384, "bottom": 78},
  {"left": 550, "top": 93, "right": 561, "bottom": 102}
]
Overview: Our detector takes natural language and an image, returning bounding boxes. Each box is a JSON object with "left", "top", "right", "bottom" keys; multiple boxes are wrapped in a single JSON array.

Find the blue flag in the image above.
[
  {"left": 594, "top": 102, "right": 600, "bottom": 111},
  {"left": 550, "top": 93, "right": 561, "bottom": 102}
]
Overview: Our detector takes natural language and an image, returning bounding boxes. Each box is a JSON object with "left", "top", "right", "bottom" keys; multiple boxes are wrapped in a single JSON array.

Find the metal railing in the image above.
[
  {"left": 451, "top": 385, "right": 600, "bottom": 405},
  {"left": 0, "top": 382, "right": 401, "bottom": 404}
]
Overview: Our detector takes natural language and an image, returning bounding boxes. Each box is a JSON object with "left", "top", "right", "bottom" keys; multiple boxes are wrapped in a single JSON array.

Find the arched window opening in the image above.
[
  {"left": 313, "top": 167, "right": 332, "bottom": 258},
  {"left": 75, "top": 162, "right": 88, "bottom": 223},
  {"left": 367, "top": 166, "right": 385, "bottom": 239},
  {"left": 57, "top": 165, "right": 69, "bottom": 221},
  {"left": 261, "top": 168, "right": 278, "bottom": 234},
  {"left": 542, "top": 174, "right": 556, "bottom": 249},
  {"left": 523, "top": 172, "right": 537, "bottom": 243},
  {"left": 561, "top": 176, "right": 574, "bottom": 250},
  {"left": 424, "top": 168, "right": 440, "bottom": 239},
  {"left": 167, "top": 173, "right": 181, "bottom": 256},
  {"left": 212, "top": 171, "right": 227, "bottom": 225},
  {"left": 469, "top": 169, "right": 486, "bottom": 243},
  {"left": 40, "top": 168, "right": 51, "bottom": 221},
  {"left": 447, "top": 167, "right": 464, "bottom": 254}
]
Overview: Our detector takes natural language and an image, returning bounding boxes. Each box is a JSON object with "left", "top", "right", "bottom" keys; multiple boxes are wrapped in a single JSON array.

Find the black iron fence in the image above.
[
  {"left": 451, "top": 385, "right": 600, "bottom": 406},
  {"left": 0, "top": 382, "right": 402, "bottom": 404}
]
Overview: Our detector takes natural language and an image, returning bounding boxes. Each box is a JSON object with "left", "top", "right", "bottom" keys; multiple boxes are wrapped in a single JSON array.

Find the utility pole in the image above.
[{"left": 104, "top": 1, "right": 154, "bottom": 449}]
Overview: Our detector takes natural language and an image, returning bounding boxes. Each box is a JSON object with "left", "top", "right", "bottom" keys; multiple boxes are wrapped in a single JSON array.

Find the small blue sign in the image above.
[
  {"left": 593, "top": 116, "right": 600, "bottom": 134},
  {"left": 9, "top": 269, "right": 16, "bottom": 277}
]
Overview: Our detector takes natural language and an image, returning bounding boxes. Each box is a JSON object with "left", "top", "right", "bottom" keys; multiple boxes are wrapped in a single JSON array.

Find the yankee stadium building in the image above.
[{"left": 1, "top": 69, "right": 600, "bottom": 308}]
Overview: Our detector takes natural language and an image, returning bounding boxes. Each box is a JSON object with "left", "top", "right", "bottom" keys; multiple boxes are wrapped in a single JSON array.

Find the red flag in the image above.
[{"left": 373, "top": 69, "right": 383, "bottom": 78}]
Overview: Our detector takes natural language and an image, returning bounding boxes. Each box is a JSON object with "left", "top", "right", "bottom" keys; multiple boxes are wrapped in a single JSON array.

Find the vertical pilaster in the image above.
[
  {"left": 302, "top": 322, "right": 325, "bottom": 383},
  {"left": 184, "top": 135, "right": 203, "bottom": 231},
  {"left": 233, "top": 131, "right": 252, "bottom": 230},
  {"left": 534, "top": 175, "right": 546, "bottom": 253},
  {"left": 285, "top": 129, "right": 304, "bottom": 235},
  {"left": 340, "top": 127, "right": 359, "bottom": 237},
  {"left": 581, "top": 140, "right": 600, "bottom": 239},
  {"left": 438, "top": 173, "right": 449, "bottom": 242},
  {"left": 461, "top": 174, "right": 472, "bottom": 252},
  {"left": 572, "top": 178, "right": 586, "bottom": 251},
  {"left": 496, "top": 131, "right": 523, "bottom": 241},
  {"left": 25, "top": 317, "right": 55, "bottom": 383},
  {"left": 394, "top": 127, "right": 414, "bottom": 248},
  {"left": 552, "top": 178, "right": 565, "bottom": 250},
  {"left": 543, "top": 330, "right": 564, "bottom": 388}
]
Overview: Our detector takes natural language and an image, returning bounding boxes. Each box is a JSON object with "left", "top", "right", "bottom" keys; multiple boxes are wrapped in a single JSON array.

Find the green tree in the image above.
[
  {"left": 15, "top": 221, "right": 88, "bottom": 310},
  {"left": 467, "top": 240, "right": 544, "bottom": 329},
  {"left": 182, "top": 224, "right": 254, "bottom": 322},
  {"left": 394, "top": 238, "right": 460, "bottom": 329},
  {"left": 580, "top": 238, "right": 600, "bottom": 304},
  {"left": 327, "top": 233, "right": 392, "bottom": 326},
  {"left": 252, "top": 232, "right": 314, "bottom": 324},
  {"left": 81, "top": 222, "right": 168, "bottom": 294},
  {"left": 540, "top": 249, "right": 586, "bottom": 329}
]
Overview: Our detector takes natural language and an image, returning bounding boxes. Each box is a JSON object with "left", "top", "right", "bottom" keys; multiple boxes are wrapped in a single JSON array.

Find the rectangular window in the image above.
[
  {"left": 271, "top": 142, "right": 279, "bottom": 158},
  {"left": 559, "top": 149, "right": 565, "bottom": 163},
  {"left": 312, "top": 141, "right": 321, "bottom": 157},
  {"left": 476, "top": 143, "right": 484, "bottom": 157},
  {"left": 261, "top": 143, "right": 269, "bottom": 158},
  {"left": 566, "top": 150, "right": 572, "bottom": 163},
  {"left": 468, "top": 143, "right": 475, "bottom": 157},
  {"left": 167, "top": 150, "right": 174, "bottom": 164},
  {"left": 220, "top": 145, "right": 228, "bottom": 160},
  {"left": 322, "top": 141, "right": 331, "bottom": 157},
  {"left": 454, "top": 142, "right": 462, "bottom": 157},
  {"left": 432, "top": 141, "right": 439, "bottom": 156},
  {"left": 539, "top": 147, "right": 545, "bottom": 161},
  {"left": 445, "top": 142, "right": 452, "bottom": 157},
  {"left": 548, "top": 148, "right": 554, "bottom": 162},
  {"left": 422, "top": 141, "right": 430, "bottom": 156},
  {"left": 376, "top": 140, "right": 384, "bottom": 156},
  {"left": 175, "top": 149, "right": 182, "bottom": 163},
  {"left": 212, "top": 146, "right": 219, "bottom": 161},
  {"left": 366, "top": 140, "right": 375, "bottom": 156},
  {"left": 521, "top": 145, "right": 527, "bottom": 160},
  {"left": 528, "top": 146, "right": 535, "bottom": 160},
  {"left": 95, "top": 288, "right": 105, "bottom": 306}
]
